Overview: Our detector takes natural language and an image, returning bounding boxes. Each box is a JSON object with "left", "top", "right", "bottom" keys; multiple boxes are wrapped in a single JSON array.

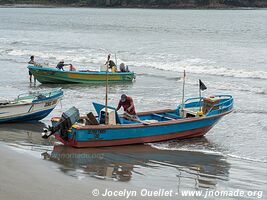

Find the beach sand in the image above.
[{"left": 0, "top": 142, "right": 150, "bottom": 200}]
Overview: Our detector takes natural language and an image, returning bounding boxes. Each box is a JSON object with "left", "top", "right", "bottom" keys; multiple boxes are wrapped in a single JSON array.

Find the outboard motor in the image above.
[{"left": 42, "top": 106, "right": 80, "bottom": 140}]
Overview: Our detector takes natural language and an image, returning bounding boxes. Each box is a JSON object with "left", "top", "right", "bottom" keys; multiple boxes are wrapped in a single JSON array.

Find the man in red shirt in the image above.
[{"left": 116, "top": 94, "right": 136, "bottom": 116}]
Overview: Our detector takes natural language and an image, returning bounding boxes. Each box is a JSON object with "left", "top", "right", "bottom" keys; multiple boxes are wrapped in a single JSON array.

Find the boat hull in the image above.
[
  {"left": 0, "top": 108, "right": 54, "bottom": 123},
  {"left": 0, "top": 89, "right": 63, "bottom": 123},
  {"left": 28, "top": 66, "right": 135, "bottom": 84},
  {"left": 54, "top": 114, "right": 223, "bottom": 148},
  {"left": 55, "top": 125, "right": 213, "bottom": 148}
]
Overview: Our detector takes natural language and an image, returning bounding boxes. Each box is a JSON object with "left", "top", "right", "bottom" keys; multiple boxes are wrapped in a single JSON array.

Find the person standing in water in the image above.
[{"left": 28, "top": 55, "right": 36, "bottom": 83}]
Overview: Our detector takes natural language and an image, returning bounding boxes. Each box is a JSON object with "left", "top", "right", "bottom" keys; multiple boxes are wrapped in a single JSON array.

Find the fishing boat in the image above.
[
  {"left": 42, "top": 94, "right": 233, "bottom": 148},
  {"left": 28, "top": 65, "right": 136, "bottom": 84},
  {"left": 0, "top": 88, "right": 63, "bottom": 123}
]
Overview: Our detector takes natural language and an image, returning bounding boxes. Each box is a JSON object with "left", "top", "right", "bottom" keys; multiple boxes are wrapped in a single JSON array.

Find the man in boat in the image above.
[
  {"left": 119, "top": 63, "right": 130, "bottom": 72},
  {"left": 56, "top": 60, "right": 71, "bottom": 71},
  {"left": 105, "top": 54, "right": 117, "bottom": 72},
  {"left": 119, "top": 63, "right": 126, "bottom": 72},
  {"left": 109, "top": 60, "right": 117, "bottom": 72},
  {"left": 69, "top": 64, "right": 76, "bottom": 71},
  {"left": 116, "top": 94, "right": 137, "bottom": 119},
  {"left": 28, "top": 55, "right": 36, "bottom": 83}
]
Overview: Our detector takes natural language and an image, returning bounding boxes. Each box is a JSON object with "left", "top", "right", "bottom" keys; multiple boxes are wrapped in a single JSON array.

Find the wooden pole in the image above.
[
  {"left": 115, "top": 53, "right": 118, "bottom": 67},
  {"left": 199, "top": 86, "right": 202, "bottom": 112},
  {"left": 181, "top": 70, "right": 186, "bottom": 110},
  {"left": 105, "top": 56, "right": 109, "bottom": 125}
]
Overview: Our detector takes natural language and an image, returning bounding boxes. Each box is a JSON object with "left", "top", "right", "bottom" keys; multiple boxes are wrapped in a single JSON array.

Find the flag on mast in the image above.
[{"left": 199, "top": 79, "right": 207, "bottom": 91}]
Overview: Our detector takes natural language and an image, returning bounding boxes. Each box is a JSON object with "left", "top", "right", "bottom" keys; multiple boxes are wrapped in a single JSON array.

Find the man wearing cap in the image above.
[{"left": 116, "top": 94, "right": 136, "bottom": 117}]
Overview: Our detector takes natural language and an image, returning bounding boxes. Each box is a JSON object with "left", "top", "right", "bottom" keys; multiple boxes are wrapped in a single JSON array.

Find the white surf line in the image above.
[
  {"left": 148, "top": 160, "right": 228, "bottom": 181},
  {"left": 227, "top": 154, "right": 267, "bottom": 163}
]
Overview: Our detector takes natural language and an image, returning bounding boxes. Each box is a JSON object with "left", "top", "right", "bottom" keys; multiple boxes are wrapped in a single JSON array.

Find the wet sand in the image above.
[{"left": 0, "top": 142, "right": 146, "bottom": 200}]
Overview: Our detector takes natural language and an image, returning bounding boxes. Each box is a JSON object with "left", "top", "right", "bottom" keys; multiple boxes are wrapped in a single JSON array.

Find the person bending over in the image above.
[
  {"left": 116, "top": 94, "right": 137, "bottom": 119},
  {"left": 56, "top": 60, "right": 71, "bottom": 71}
]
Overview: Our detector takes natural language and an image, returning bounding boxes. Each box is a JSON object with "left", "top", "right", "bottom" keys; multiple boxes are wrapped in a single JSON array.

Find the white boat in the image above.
[{"left": 0, "top": 88, "right": 63, "bottom": 123}]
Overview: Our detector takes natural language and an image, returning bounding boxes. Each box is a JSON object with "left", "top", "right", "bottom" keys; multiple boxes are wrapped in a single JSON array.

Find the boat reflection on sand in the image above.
[{"left": 42, "top": 140, "right": 230, "bottom": 188}]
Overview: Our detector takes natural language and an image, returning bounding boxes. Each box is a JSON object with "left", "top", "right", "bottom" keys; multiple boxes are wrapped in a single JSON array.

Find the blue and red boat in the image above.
[{"left": 43, "top": 95, "right": 233, "bottom": 148}]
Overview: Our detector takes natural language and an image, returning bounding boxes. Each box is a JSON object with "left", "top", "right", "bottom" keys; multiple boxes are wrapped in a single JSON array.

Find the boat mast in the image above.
[
  {"left": 199, "top": 82, "right": 201, "bottom": 111},
  {"left": 115, "top": 53, "right": 118, "bottom": 67},
  {"left": 181, "top": 70, "right": 186, "bottom": 112},
  {"left": 105, "top": 54, "right": 110, "bottom": 125}
]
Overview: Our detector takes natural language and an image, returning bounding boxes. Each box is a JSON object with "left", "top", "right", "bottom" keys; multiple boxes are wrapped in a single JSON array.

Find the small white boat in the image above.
[{"left": 0, "top": 88, "right": 63, "bottom": 123}]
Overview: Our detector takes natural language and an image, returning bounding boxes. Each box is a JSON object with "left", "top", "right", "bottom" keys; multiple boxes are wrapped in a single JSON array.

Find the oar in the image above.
[
  {"left": 122, "top": 113, "right": 151, "bottom": 125},
  {"left": 132, "top": 118, "right": 151, "bottom": 125}
]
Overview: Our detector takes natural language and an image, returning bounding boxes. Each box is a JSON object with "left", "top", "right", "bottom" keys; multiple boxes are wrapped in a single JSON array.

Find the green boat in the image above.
[{"left": 28, "top": 65, "right": 136, "bottom": 84}]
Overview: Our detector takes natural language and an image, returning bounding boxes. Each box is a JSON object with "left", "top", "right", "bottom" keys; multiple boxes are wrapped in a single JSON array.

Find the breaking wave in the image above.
[
  {"left": 2, "top": 47, "right": 267, "bottom": 80},
  {"left": 5, "top": 48, "right": 106, "bottom": 66},
  {"left": 227, "top": 154, "right": 267, "bottom": 163},
  {"left": 127, "top": 58, "right": 267, "bottom": 80},
  {"left": 234, "top": 109, "right": 267, "bottom": 115},
  {"left": 150, "top": 143, "right": 267, "bottom": 163},
  {"left": 149, "top": 143, "right": 224, "bottom": 156}
]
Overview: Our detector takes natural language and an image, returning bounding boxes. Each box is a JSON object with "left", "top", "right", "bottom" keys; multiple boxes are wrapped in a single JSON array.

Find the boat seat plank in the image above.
[
  {"left": 152, "top": 113, "right": 175, "bottom": 120},
  {"left": 165, "top": 112, "right": 181, "bottom": 119}
]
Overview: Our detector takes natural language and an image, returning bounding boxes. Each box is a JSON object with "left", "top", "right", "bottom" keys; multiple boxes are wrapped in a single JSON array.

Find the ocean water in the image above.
[{"left": 0, "top": 8, "right": 266, "bottom": 199}]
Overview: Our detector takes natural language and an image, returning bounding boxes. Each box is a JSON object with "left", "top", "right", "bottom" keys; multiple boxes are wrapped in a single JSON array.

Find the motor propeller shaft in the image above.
[{"left": 41, "top": 127, "right": 53, "bottom": 139}]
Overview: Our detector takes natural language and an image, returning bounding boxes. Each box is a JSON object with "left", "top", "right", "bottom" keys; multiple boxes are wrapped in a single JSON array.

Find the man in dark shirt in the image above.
[
  {"left": 116, "top": 94, "right": 136, "bottom": 116},
  {"left": 108, "top": 60, "right": 116, "bottom": 68},
  {"left": 104, "top": 54, "right": 117, "bottom": 72},
  {"left": 28, "top": 55, "right": 36, "bottom": 83},
  {"left": 28, "top": 55, "right": 36, "bottom": 65},
  {"left": 56, "top": 60, "right": 71, "bottom": 71}
]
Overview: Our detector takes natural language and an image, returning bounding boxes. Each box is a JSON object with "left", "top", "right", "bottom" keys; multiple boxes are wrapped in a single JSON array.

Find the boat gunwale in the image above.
[
  {"left": 0, "top": 92, "right": 63, "bottom": 108},
  {"left": 52, "top": 109, "right": 233, "bottom": 130}
]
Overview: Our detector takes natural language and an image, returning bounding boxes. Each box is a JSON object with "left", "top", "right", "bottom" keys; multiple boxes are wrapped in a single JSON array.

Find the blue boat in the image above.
[
  {"left": 0, "top": 88, "right": 63, "bottom": 123},
  {"left": 44, "top": 95, "right": 233, "bottom": 148}
]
